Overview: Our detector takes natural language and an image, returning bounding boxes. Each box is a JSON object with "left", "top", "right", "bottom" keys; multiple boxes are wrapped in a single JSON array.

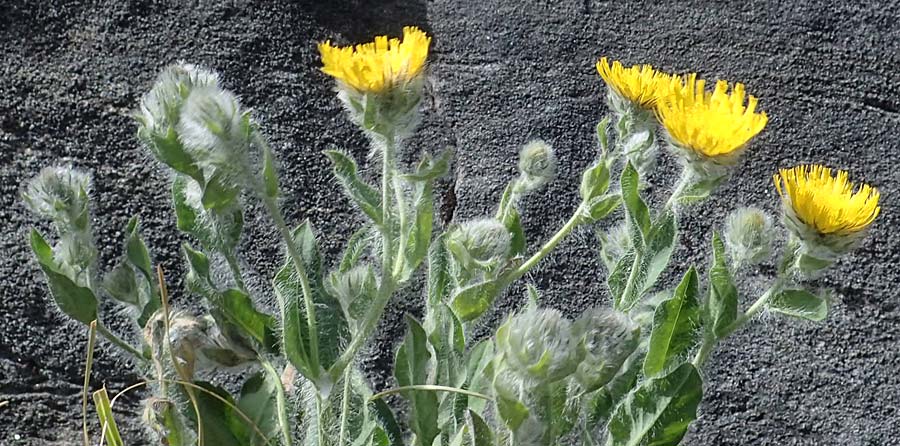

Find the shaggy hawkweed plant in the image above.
[{"left": 23, "top": 26, "right": 881, "bottom": 446}]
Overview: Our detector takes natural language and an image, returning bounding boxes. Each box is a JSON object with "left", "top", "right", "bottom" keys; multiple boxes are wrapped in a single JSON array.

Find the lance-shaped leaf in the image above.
[
  {"left": 233, "top": 372, "right": 279, "bottom": 446},
  {"left": 261, "top": 145, "right": 279, "bottom": 199},
  {"left": 401, "top": 150, "right": 452, "bottom": 182},
  {"left": 605, "top": 363, "right": 703, "bottom": 446},
  {"left": 273, "top": 222, "right": 350, "bottom": 377},
  {"left": 707, "top": 233, "right": 738, "bottom": 338},
  {"left": 394, "top": 316, "right": 440, "bottom": 446},
  {"left": 29, "top": 229, "right": 98, "bottom": 325},
  {"left": 677, "top": 172, "right": 727, "bottom": 205},
  {"left": 201, "top": 170, "right": 241, "bottom": 211},
  {"left": 580, "top": 158, "right": 612, "bottom": 203},
  {"left": 142, "top": 126, "right": 204, "bottom": 183},
  {"left": 639, "top": 211, "right": 678, "bottom": 295},
  {"left": 427, "top": 235, "right": 452, "bottom": 309},
  {"left": 769, "top": 289, "right": 829, "bottom": 322},
  {"left": 644, "top": 267, "right": 701, "bottom": 377},
  {"left": 399, "top": 168, "right": 435, "bottom": 282},
  {"left": 450, "top": 280, "right": 500, "bottom": 322},
  {"left": 103, "top": 217, "right": 160, "bottom": 327},
  {"left": 325, "top": 150, "right": 383, "bottom": 224},
  {"left": 620, "top": 162, "right": 651, "bottom": 246},
  {"left": 584, "top": 193, "right": 621, "bottom": 222},
  {"left": 371, "top": 399, "right": 405, "bottom": 446},
  {"left": 608, "top": 250, "right": 635, "bottom": 308},
  {"left": 185, "top": 382, "right": 246, "bottom": 446},
  {"left": 339, "top": 227, "right": 372, "bottom": 273},
  {"left": 467, "top": 410, "right": 495, "bottom": 446},
  {"left": 495, "top": 183, "right": 527, "bottom": 257}
]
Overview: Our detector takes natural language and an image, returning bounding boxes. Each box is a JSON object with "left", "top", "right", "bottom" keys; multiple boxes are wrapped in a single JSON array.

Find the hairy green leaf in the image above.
[
  {"left": 620, "top": 162, "right": 651, "bottom": 246},
  {"left": 605, "top": 363, "right": 703, "bottom": 446},
  {"left": 29, "top": 229, "right": 98, "bottom": 325},
  {"left": 769, "top": 288, "right": 829, "bottom": 322},
  {"left": 450, "top": 280, "right": 500, "bottom": 322},
  {"left": 640, "top": 211, "right": 678, "bottom": 295},
  {"left": 325, "top": 150, "right": 383, "bottom": 224},
  {"left": 467, "top": 410, "right": 494, "bottom": 446},
  {"left": 707, "top": 233, "right": 738, "bottom": 338},
  {"left": 644, "top": 267, "right": 701, "bottom": 377},
  {"left": 234, "top": 372, "right": 279, "bottom": 446},
  {"left": 395, "top": 316, "right": 440, "bottom": 446},
  {"left": 261, "top": 146, "right": 279, "bottom": 199}
]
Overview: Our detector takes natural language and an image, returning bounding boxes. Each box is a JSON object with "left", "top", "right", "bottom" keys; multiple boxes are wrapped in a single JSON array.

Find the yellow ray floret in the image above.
[
  {"left": 596, "top": 57, "right": 679, "bottom": 108},
  {"left": 318, "top": 26, "right": 431, "bottom": 94},
  {"left": 774, "top": 165, "right": 881, "bottom": 236},
  {"left": 657, "top": 74, "right": 768, "bottom": 158}
]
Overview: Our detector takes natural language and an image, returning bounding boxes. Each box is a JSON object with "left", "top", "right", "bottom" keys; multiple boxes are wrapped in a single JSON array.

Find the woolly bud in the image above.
[
  {"left": 517, "top": 139, "right": 556, "bottom": 192},
  {"left": 724, "top": 207, "right": 774, "bottom": 267},
  {"left": 599, "top": 223, "right": 632, "bottom": 268},
  {"left": 496, "top": 308, "right": 585, "bottom": 384},
  {"left": 573, "top": 308, "right": 640, "bottom": 392},
  {"left": 23, "top": 166, "right": 92, "bottom": 231},
  {"left": 177, "top": 87, "right": 254, "bottom": 177},
  {"left": 445, "top": 218, "right": 512, "bottom": 271},
  {"left": 136, "top": 63, "right": 220, "bottom": 138}
]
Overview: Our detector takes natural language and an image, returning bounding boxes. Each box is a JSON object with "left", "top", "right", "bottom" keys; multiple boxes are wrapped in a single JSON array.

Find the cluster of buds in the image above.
[
  {"left": 723, "top": 207, "right": 775, "bottom": 269},
  {"left": 514, "top": 139, "right": 557, "bottom": 194},
  {"left": 445, "top": 218, "right": 513, "bottom": 274},
  {"left": 573, "top": 308, "right": 640, "bottom": 392},
  {"left": 136, "top": 63, "right": 262, "bottom": 205},
  {"left": 22, "top": 166, "right": 98, "bottom": 286},
  {"left": 496, "top": 307, "right": 585, "bottom": 384}
]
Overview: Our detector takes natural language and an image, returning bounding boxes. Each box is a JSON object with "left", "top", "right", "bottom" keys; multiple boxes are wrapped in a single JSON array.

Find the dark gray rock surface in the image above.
[{"left": 1, "top": 1, "right": 898, "bottom": 445}]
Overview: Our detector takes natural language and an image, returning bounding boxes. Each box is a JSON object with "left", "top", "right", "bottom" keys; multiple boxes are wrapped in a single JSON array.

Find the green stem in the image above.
[
  {"left": 260, "top": 359, "right": 293, "bottom": 446},
  {"left": 96, "top": 323, "right": 146, "bottom": 361},
  {"left": 663, "top": 167, "right": 692, "bottom": 213},
  {"left": 391, "top": 174, "right": 407, "bottom": 277},
  {"left": 262, "top": 196, "right": 322, "bottom": 377},
  {"left": 616, "top": 249, "right": 644, "bottom": 311},
  {"left": 337, "top": 367, "right": 352, "bottom": 446},
  {"left": 505, "top": 205, "right": 584, "bottom": 284},
  {"left": 327, "top": 132, "right": 398, "bottom": 383},
  {"left": 315, "top": 394, "right": 327, "bottom": 446}
]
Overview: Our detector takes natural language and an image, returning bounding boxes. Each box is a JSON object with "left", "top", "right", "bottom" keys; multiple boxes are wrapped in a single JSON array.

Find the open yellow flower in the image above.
[
  {"left": 657, "top": 74, "right": 767, "bottom": 162},
  {"left": 318, "top": 26, "right": 431, "bottom": 94},
  {"left": 774, "top": 165, "right": 881, "bottom": 236},
  {"left": 596, "top": 57, "right": 679, "bottom": 109}
]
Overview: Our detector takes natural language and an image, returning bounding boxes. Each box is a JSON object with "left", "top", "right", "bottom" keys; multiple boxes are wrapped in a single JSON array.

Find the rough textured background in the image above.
[{"left": 2, "top": 1, "right": 899, "bottom": 445}]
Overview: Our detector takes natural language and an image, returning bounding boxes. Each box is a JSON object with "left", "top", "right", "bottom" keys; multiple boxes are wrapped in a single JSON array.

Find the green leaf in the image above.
[
  {"left": 608, "top": 250, "right": 635, "bottom": 309},
  {"left": 394, "top": 316, "right": 440, "bottom": 446},
  {"left": 325, "top": 150, "right": 383, "bottom": 224},
  {"left": 584, "top": 193, "right": 621, "bottom": 222},
  {"left": 400, "top": 175, "right": 434, "bottom": 282},
  {"left": 29, "top": 229, "right": 98, "bottom": 324},
  {"left": 707, "top": 233, "right": 738, "bottom": 338},
  {"left": 103, "top": 261, "right": 140, "bottom": 306},
  {"left": 467, "top": 410, "right": 494, "bottom": 446},
  {"left": 495, "top": 392, "right": 529, "bottom": 433},
  {"left": 234, "top": 372, "right": 279, "bottom": 446},
  {"left": 587, "top": 350, "right": 642, "bottom": 428},
  {"left": 145, "top": 126, "right": 204, "bottom": 183},
  {"left": 450, "top": 280, "right": 500, "bottom": 322},
  {"left": 677, "top": 173, "right": 727, "bottom": 205},
  {"left": 402, "top": 150, "right": 452, "bottom": 182},
  {"left": 644, "top": 267, "right": 701, "bottom": 377},
  {"left": 580, "top": 159, "right": 611, "bottom": 203},
  {"left": 596, "top": 117, "right": 611, "bottom": 155},
  {"left": 261, "top": 146, "right": 279, "bottom": 198},
  {"left": 769, "top": 289, "right": 829, "bottom": 322},
  {"left": 125, "top": 217, "right": 153, "bottom": 282},
  {"left": 605, "top": 363, "right": 703, "bottom": 446},
  {"left": 371, "top": 399, "right": 405, "bottom": 446},
  {"left": 620, "top": 162, "right": 651, "bottom": 245},
  {"left": 273, "top": 222, "right": 350, "bottom": 376},
  {"left": 172, "top": 175, "right": 245, "bottom": 253},
  {"left": 501, "top": 204, "right": 527, "bottom": 257},
  {"left": 185, "top": 382, "right": 245, "bottom": 446},
  {"left": 640, "top": 211, "right": 678, "bottom": 295},
  {"left": 93, "top": 387, "right": 124, "bottom": 446},
  {"left": 427, "top": 235, "right": 452, "bottom": 309},
  {"left": 340, "top": 227, "right": 371, "bottom": 273},
  {"left": 201, "top": 170, "right": 240, "bottom": 211}
]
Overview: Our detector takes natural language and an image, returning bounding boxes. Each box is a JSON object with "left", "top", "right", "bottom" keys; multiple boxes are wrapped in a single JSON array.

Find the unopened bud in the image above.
[
  {"left": 136, "top": 63, "right": 220, "bottom": 138},
  {"left": 177, "top": 87, "right": 254, "bottom": 178},
  {"left": 517, "top": 140, "right": 556, "bottom": 192},
  {"left": 23, "top": 166, "right": 92, "bottom": 231},
  {"left": 496, "top": 308, "right": 584, "bottom": 384},
  {"left": 326, "top": 265, "right": 377, "bottom": 322},
  {"left": 446, "top": 218, "right": 512, "bottom": 271},
  {"left": 573, "top": 308, "right": 640, "bottom": 392},
  {"left": 724, "top": 207, "right": 774, "bottom": 267}
]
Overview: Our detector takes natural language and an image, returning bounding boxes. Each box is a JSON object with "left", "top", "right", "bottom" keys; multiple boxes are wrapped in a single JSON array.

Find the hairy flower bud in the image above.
[
  {"left": 724, "top": 207, "right": 774, "bottom": 267},
  {"left": 573, "top": 308, "right": 640, "bottom": 392},
  {"left": 496, "top": 308, "right": 585, "bottom": 384},
  {"left": 326, "top": 265, "right": 377, "bottom": 325},
  {"left": 517, "top": 139, "right": 557, "bottom": 192},
  {"left": 177, "top": 87, "right": 254, "bottom": 179},
  {"left": 445, "top": 218, "right": 512, "bottom": 271},
  {"left": 23, "top": 166, "right": 92, "bottom": 232},
  {"left": 136, "top": 63, "right": 220, "bottom": 138}
]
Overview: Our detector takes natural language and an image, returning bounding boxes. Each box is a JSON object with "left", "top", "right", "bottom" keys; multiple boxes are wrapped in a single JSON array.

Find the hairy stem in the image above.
[
  {"left": 505, "top": 205, "right": 584, "bottom": 284},
  {"left": 260, "top": 358, "right": 293, "bottom": 446},
  {"left": 328, "top": 132, "right": 398, "bottom": 383},
  {"left": 392, "top": 175, "right": 408, "bottom": 278},
  {"left": 96, "top": 323, "right": 145, "bottom": 360},
  {"left": 616, "top": 249, "right": 643, "bottom": 311},
  {"left": 337, "top": 367, "right": 352, "bottom": 446},
  {"left": 263, "top": 196, "right": 322, "bottom": 377},
  {"left": 223, "top": 251, "right": 247, "bottom": 291}
]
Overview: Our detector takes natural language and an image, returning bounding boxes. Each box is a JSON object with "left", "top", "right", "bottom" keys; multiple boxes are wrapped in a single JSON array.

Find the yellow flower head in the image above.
[
  {"left": 318, "top": 26, "right": 431, "bottom": 94},
  {"left": 774, "top": 165, "right": 881, "bottom": 236},
  {"left": 657, "top": 74, "right": 768, "bottom": 160},
  {"left": 596, "top": 57, "right": 679, "bottom": 109}
]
